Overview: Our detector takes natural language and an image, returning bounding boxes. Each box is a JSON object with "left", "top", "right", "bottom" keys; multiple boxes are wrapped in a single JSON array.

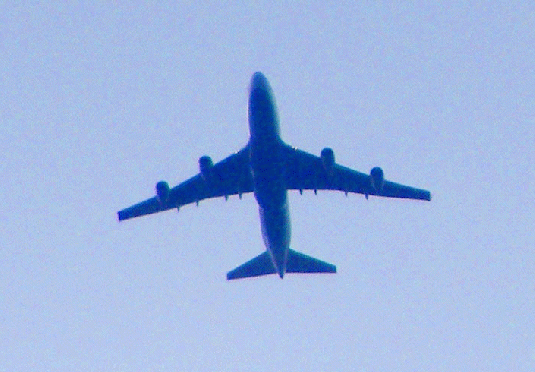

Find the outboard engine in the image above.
[
  {"left": 370, "top": 167, "right": 384, "bottom": 192},
  {"left": 321, "top": 147, "right": 335, "bottom": 174},
  {"left": 199, "top": 156, "right": 213, "bottom": 180},
  {"left": 156, "top": 181, "right": 170, "bottom": 203}
]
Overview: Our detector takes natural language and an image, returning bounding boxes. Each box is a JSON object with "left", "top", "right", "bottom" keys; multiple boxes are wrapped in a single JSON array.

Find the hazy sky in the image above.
[{"left": 2, "top": 2, "right": 534, "bottom": 371}]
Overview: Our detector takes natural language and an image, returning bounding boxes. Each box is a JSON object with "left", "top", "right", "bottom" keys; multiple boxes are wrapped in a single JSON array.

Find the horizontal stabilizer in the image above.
[
  {"left": 227, "top": 252, "right": 275, "bottom": 280},
  {"left": 286, "top": 249, "right": 336, "bottom": 274}
]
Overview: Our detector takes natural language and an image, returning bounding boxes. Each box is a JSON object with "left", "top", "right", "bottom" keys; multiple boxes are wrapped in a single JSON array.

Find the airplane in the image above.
[{"left": 117, "top": 72, "right": 431, "bottom": 280}]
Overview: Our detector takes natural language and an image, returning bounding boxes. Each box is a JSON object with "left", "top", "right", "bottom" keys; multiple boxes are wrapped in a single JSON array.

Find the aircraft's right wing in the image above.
[
  {"left": 118, "top": 146, "right": 254, "bottom": 221},
  {"left": 282, "top": 145, "right": 431, "bottom": 201}
]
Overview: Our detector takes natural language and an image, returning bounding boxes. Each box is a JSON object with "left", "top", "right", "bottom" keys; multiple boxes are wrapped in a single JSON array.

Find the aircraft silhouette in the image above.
[{"left": 118, "top": 72, "right": 431, "bottom": 280}]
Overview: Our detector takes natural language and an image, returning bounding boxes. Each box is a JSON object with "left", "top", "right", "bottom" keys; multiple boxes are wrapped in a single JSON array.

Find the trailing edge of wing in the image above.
[
  {"left": 117, "top": 146, "right": 254, "bottom": 221},
  {"left": 380, "top": 180, "right": 431, "bottom": 201},
  {"left": 282, "top": 145, "right": 431, "bottom": 201},
  {"left": 118, "top": 197, "right": 162, "bottom": 221}
]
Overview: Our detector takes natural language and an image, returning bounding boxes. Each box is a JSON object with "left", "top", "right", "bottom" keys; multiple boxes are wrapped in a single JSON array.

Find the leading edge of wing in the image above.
[
  {"left": 282, "top": 145, "right": 431, "bottom": 201},
  {"left": 117, "top": 146, "right": 254, "bottom": 221},
  {"left": 380, "top": 180, "right": 431, "bottom": 201},
  {"left": 118, "top": 197, "right": 162, "bottom": 221}
]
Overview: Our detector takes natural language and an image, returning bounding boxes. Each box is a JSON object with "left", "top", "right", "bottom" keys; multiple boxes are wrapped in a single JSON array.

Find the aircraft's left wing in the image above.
[
  {"left": 118, "top": 146, "right": 253, "bottom": 221},
  {"left": 282, "top": 145, "right": 431, "bottom": 201}
]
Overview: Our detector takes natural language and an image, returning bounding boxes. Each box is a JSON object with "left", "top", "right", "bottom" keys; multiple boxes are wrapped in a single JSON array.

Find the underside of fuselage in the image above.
[
  {"left": 248, "top": 72, "right": 289, "bottom": 277},
  {"left": 226, "top": 72, "right": 337, "bottom": 280}
]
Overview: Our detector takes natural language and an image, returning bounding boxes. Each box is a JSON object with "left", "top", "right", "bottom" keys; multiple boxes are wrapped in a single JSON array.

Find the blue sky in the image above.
[{"left": 1, "top": 2, "right": 534, "bottom": 371}]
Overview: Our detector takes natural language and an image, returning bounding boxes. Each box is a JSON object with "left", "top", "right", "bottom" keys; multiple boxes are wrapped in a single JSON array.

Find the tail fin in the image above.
[
  {"left": 227, "top": 252, "right": 275, "bottom": 280},
  {"left": 286, "top": 249, "right": 336, "bottom": 274},
  {"left": 226, "top": 249, "right": 336, "bottom": 280}
]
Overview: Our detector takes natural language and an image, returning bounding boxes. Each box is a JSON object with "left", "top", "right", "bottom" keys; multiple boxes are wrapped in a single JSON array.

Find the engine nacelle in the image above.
[
  {"left": 370, "top": 167, "right": 384, "bottom": 192},
  {"left": 156, "top": 181, "right": 170, "bottom": 203},
  {"left": 321, "top": 147, "right": 335, "bottom": 174},
  {"left": 199, "top": 155, "right": 213, "bottom": 180}
]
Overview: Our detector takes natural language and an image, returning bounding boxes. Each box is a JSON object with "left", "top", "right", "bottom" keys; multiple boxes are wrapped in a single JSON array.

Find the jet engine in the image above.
[
  {"left": 156, "top": 181, "right": 170, "bottom": 203},
  {"left": 321, "top": 147, "right": 335, "bottom": 174},
  {"left": 199, "top": 155, "right": 213, "bottom": 180},
  {"left": 370, "top": 167, "right": 384, "bottom": 192}
]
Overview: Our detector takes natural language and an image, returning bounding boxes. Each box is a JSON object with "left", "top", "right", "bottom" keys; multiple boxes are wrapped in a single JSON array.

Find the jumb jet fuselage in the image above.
[{"left": 117, "top": 72, "right": 431, "bottom": 280}]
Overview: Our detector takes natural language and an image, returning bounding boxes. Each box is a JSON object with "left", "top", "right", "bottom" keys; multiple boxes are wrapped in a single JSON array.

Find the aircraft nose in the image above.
[{"left": 250, "top": 72, "right": 269, "bottom": 93}]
